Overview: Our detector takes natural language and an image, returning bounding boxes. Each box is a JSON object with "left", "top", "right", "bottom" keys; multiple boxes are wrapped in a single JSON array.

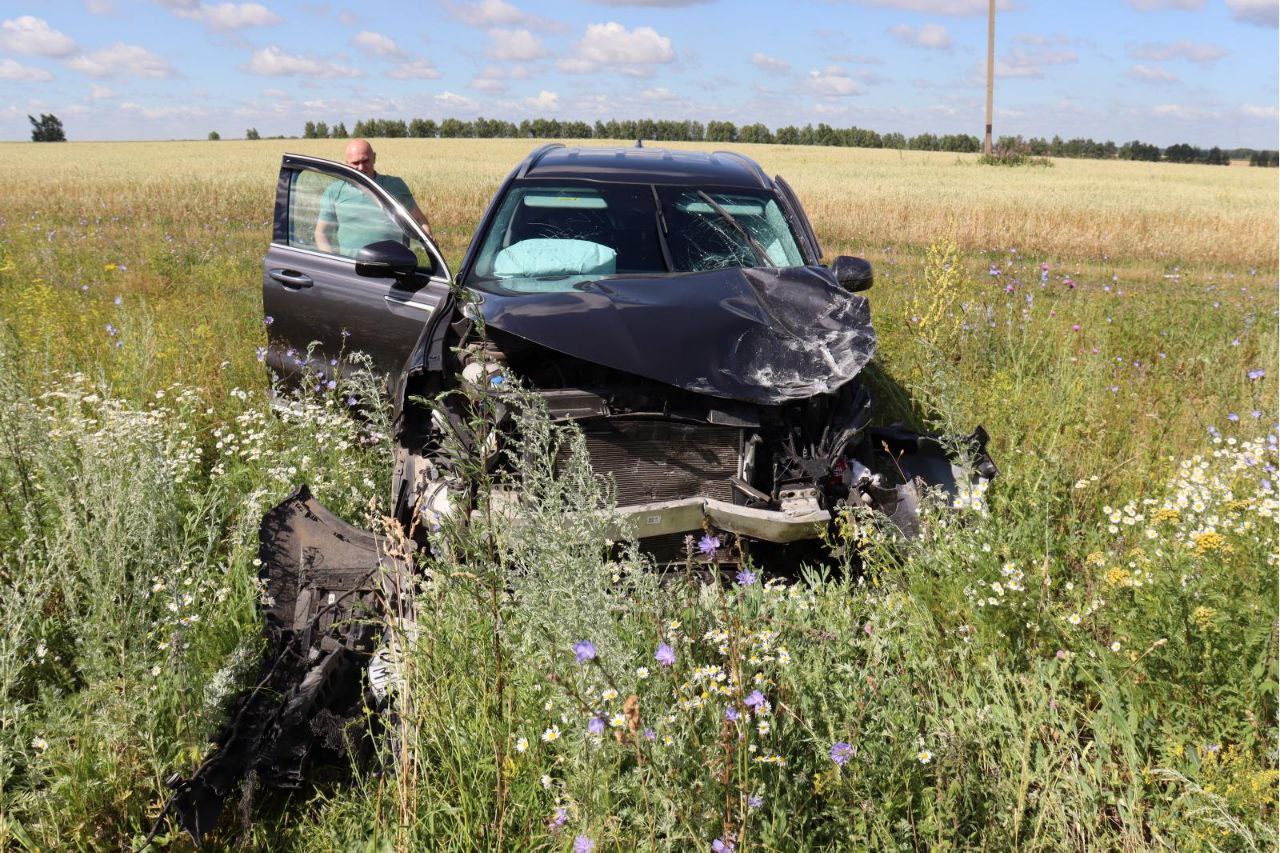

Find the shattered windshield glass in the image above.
[{"left": 467, "top": 182, "right": 807, "bottom": 293}]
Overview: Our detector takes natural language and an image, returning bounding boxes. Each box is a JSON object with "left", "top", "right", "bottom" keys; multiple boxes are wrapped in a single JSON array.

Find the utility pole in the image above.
[{"left": 983, "top": 0, "right": 995, "bottom": 155}]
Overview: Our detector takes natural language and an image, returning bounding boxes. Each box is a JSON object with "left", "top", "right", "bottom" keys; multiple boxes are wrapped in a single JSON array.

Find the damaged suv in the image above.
[
  {"left": 164, "top": 145, "right": 994, "bottom": 841},
  {"left": 266, "top": 144, "right": 993, "bottom": 556}
]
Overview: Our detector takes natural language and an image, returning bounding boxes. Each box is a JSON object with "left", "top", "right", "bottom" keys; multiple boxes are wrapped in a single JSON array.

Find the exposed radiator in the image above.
[{"left": 561, "top": 419, "right": 741, "bottom": 506}]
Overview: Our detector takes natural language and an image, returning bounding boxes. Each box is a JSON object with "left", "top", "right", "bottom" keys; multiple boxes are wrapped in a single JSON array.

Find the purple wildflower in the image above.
[
  {"left": 587, "top": 716, "right": 606, "bottom": 736},
  {"left": 105, "top": 323, "right": 117, "bottom": 336},
  {"left": 113, "top": 295, "right": 122, "bottom": 305},
  {"left": 1071, "top": 324, "right": 1081, "bottom": 331},
  {"left": 1055, "top": 649, "right": 1068, "bottom": 660},
  {"left": 325, "top": 379, "right": 337, "bottom": 391},
  {"left": 573, "top": 640, "right": 597, "bottom": 663},
  {"left": 264, "top": 315, "right": 274, "bottom": 326},
  {"left": 744, "top": 690, "right": 766, "bottom": 710},
  {"left": 697, "top": 533, "right": 720, "bottom": 556},
  {"left": 574, "top": 836, "right": 595, "bottom": 853},
  {"left": 725, "top": 706, "right": 740, "bottom": 722},
  {"left": 830, "top": 741, "right": 854, "bottom": 766},
  {"left": 549, "top": 807, "right": 568, "bottom": 830},
  {"left": 712, "top": 838, "right": 735, "bottom": 853},
  {"left": 655, "top": 642, "right": 676, "bottom": 667},
  {"left": 735, "top": 568, "right": 757, "bottom": 586},
  {"left": 747, "top": 794, "right": 764, "bottom": 810},
  {"left": 1247, "top": 368, "right": 1265, "bottom": 381},
  {"left": 1252, "top": 410, "right": 1263, "bottom": 419},
  {"left": 1227, "top": 413, "right": 1239, "bottom": 422},
  {"left": 256, "top": 346, "right": 267, "bottom": 362},
  {"left": 642, "top": 728, "right": 656, "bottom": 740}
]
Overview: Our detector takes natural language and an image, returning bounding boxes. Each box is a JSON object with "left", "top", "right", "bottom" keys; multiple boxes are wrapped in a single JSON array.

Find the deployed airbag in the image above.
[{"left": 493, "top": 238, "right": 617, "bottom": 279}]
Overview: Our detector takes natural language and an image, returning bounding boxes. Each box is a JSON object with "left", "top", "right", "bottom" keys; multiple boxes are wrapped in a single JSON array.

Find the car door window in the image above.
[{"left": 287, "top": 168, "right": 434, "bottom": 274}]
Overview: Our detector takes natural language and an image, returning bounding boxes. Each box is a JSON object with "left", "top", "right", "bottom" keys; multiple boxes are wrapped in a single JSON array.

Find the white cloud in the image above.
[
  {"left": 1128, "top": 63, "right": 1178, "bottom": 82},
  {"left": 387, "top": 59, "right": 441, "bottom": 79},
  {"left": 1153, "top": 103, "right": 1214, "bottom": 119},
  {"left": 67, "top": 44, "right": 176, "bottom": 78},
  {"left": 1241, "top": 103, "right": 1279, "bottom": 118},
  {"left": 434, "top": 91, "right": 479, "bottom": 110},
  {"left": 524, "top": 89, "right": 559, "bottom": 110},
  {"left": 1130, "top": 40, "right": 1227, "bottom": 63},
  {"left": 0, "top": 58, "right": 54, "bottom": 80},
  {"left": 749, "top": 52, "right": 790, "bottom": 73},
  {"left": 85, "top": 0, "right": 115, "bottom": 13},
  {"left": 468, "top": 64, "right": 527, "bottom": 91},
  {"left": 352, "top": 30, "right": 404, "bottom": 57},
  {"left": 0, "top": 16, "right": 78, "bottom": 57},
  {"left": 488, "top": 28, "right": 547, "bottom": 61},
  {"left": 846, "top": 0, "right": 1013, "bottom": 15},
  {"left": 805, "top": 65, "right": 865, "bottom": 97},
  {"left": 887, "top": 23, "right": 952, "bottom": 49},
  {"left": 89, "top": 83, "right": 116, "bottom": 98},
  {"left": 242, "top": 45, "right": 362, "bottom": 77},
  {"left": 447, "top": 0, "right": 563, "bottom": 32},
  {"left": 1225, "top": 0, "right": 1277, "bottom": 27},
  {"left": 640, "top": 86, "right": 676, "bottom": 100},
  {"left": 993, "top": 47, "right": 1077, "bottom": 78},
  {"left": 1125, "top": 0, "right": 1202, "bottom": 9},
  {"left": 162, "top": 2, "right": 282, "bottom": 31},
  {"left": 557, "top": 21, "right": 675, "bottom": 76}
]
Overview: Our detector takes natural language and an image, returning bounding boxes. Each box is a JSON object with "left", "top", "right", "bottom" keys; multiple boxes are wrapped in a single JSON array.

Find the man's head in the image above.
[{"left": 344, "top": 139, "right": 376, "bottom": 176}]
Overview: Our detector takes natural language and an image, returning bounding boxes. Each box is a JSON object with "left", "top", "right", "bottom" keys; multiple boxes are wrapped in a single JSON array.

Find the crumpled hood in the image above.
[{"left": 472, "top": 265, "right": 876, "bottom": 405}]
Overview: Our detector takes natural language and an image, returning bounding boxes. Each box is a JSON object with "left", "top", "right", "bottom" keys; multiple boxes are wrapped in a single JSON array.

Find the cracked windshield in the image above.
[{"left": 468, "top": 184, "right": 806, "bottom": 293}]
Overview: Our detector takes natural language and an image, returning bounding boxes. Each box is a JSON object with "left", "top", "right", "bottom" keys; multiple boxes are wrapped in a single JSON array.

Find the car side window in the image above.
[{"left": 287, "top": 168, "right": 434, "bottom": 274}]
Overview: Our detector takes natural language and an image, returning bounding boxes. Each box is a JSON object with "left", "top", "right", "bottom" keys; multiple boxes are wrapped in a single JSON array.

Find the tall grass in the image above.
[{"left": 0, "top": 140, "right": 1274, "bottom": 849}]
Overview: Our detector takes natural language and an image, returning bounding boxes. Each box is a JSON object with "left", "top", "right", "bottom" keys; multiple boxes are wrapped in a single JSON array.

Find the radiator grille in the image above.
[{"left": 564, "top": 419, "right": 740, "bottom": 506}]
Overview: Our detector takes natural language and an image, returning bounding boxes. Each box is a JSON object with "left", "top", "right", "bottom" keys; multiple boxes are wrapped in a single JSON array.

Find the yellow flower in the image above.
[
  {"left": 1192, "top": 606, "right": 1218, "bottom": 629},
  {"left": 1104, "top": 567, "right": 1130, "bottom": 587},
  {"left": 1192, "top": 531, "right": 1228, "bottom": 555},
  {"left": 1152, "top": 508, "right": 1180, "bottom": 524},
  {"left": 1087, "top": 552, "right": 1107, "bottom": 566}
]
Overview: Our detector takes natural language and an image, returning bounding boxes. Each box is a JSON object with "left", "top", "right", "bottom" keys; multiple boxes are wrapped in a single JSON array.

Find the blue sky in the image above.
[{"left": 0, "top": 0, "right": 1276, "bottom": 147}]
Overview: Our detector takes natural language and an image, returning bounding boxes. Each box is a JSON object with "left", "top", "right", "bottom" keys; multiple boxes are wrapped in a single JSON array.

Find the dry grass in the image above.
[{"left": 1, "top": 138, "right": 1274, "bottom": 272}]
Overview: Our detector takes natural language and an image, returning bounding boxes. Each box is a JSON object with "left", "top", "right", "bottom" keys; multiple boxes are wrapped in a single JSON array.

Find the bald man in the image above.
[{"left": 314, "top": 139, "right": 433, "bottom": 255}]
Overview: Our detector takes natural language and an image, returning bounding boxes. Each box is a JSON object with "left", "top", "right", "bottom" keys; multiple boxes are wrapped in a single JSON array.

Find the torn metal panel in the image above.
[
  {"left": 165, "top": 486, "right": 403, "bottom": 845},
  {"left": 471, "top": 265, "right": 876, "bottom": 406}
]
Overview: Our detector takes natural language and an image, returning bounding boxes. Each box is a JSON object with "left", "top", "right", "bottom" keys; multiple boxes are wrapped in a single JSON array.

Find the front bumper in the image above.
[{"left": 610, "top": 496, "right": 829, "bottom": 543}]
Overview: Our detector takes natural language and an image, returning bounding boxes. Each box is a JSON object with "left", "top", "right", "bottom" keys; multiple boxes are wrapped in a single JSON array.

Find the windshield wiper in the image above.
[
  {"left": 696, "top": 190, "right": 771, "bottom": 267},
  {"left": 651, "top": 185, "right": 674, "bottom": 272}
]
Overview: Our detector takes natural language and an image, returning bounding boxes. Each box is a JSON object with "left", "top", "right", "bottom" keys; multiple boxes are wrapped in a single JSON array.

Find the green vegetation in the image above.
[{"left": 0, "top": 140, "right": 1275, "bottom": 849}]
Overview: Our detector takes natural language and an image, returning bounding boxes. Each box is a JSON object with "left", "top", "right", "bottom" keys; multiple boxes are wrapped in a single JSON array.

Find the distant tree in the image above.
[
  {"left": 29, "top": 113, "right": 65, "bottom": 142},
  {"left": 332, "top": 122, "right": 349, "bottom": 139},
  {"left": 303, "top": 120, "right": 317, "bottom": 139},
  {"left": 908, "top": 132, "right": 939, "bottom": 151},
  {"left": 1118, "top": 139, "right": 1159, "bottom": 161},
  {"left": 881, "top": 131, "right": 906, "bottom": 150},
  {"left": 738, "top": 122, "right": 773, "bottom": 144},
  {"left": 409, "top": 118, "right": 438, "bottom": 138},
  {"left": 438, "top": 118, "right": 470, "bottom": 138},
  {"left": 1164, "top": 143, "right": 1201, "bottom": 164},
  {"left": 562, "top": 120, "right": 592, "bottom": 139},
  {"left": 207, "top": 130, "right": 221, "bottom": 140},
  {"left": 705, "top": 120, "right": 737, "bottom": 142},
  {"left": 245, "top": 127, "right": 260, "bottom": 140},
  {"left": 314, "top": 121, "right": 330, "bottom": 139}
]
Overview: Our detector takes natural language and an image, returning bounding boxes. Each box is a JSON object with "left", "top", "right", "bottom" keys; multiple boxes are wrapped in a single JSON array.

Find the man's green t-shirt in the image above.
[{"left": 317, "top": 173, "right": 419, "bottom": 257}]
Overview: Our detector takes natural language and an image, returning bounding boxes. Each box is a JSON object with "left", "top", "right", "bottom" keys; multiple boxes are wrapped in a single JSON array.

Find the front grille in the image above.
[{"left": 563, "top": 419, "right": 740, "bottom": 506}]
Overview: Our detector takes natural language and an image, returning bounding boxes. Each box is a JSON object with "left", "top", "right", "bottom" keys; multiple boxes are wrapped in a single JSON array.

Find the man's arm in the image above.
[
  {"left": 407, "top": 203, "right": 432, "bottom": 238},
  {"left": 315, "top": 183, "right": 338, "bottom": 252}
]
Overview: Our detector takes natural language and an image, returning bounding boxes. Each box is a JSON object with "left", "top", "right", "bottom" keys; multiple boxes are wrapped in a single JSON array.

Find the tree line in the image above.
[{"left": 297, "top": 117, "right": 1278, "bottom": 167}]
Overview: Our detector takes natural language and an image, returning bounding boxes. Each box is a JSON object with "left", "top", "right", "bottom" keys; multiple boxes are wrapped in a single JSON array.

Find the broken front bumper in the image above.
[{"left": 612, "top": 496, "right": 828, "bottom": 543}]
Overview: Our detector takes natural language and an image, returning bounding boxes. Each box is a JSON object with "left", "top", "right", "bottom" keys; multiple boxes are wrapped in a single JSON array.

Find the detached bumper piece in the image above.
[{"left": 164, "top": 486, "right": 402, "bottom": 845}]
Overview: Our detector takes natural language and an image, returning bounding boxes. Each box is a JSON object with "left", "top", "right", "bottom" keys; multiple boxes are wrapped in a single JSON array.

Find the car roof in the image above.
[{"left": 516, "top": 144, "right": 772, "bottom": 190}]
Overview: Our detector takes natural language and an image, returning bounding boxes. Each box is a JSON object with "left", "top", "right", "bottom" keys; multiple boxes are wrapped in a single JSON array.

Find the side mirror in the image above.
[
  {"left": 355, "top": 240, "right": 418, "bottom": 278},
  {"left": 831, "top": 255, "right": 873, "bottom": 292}
]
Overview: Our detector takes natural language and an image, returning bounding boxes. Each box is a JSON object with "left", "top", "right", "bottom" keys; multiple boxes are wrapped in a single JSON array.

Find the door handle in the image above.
[{"left": 269, "top": 269, "right": 313, "bottom": 289}]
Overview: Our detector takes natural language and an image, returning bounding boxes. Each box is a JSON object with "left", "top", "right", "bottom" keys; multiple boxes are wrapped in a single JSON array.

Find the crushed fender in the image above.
[{"left": 161, "top": 486, "right": 403, "bottom": 845}]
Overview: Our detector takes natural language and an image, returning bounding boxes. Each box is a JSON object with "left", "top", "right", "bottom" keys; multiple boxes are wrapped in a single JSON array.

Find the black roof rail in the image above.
[
  {"left": 517, "top": 142, "right": 566, "bottom": 178},
  {"left": 711, "top": 150, "right": 770, "bottom": 189}
]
